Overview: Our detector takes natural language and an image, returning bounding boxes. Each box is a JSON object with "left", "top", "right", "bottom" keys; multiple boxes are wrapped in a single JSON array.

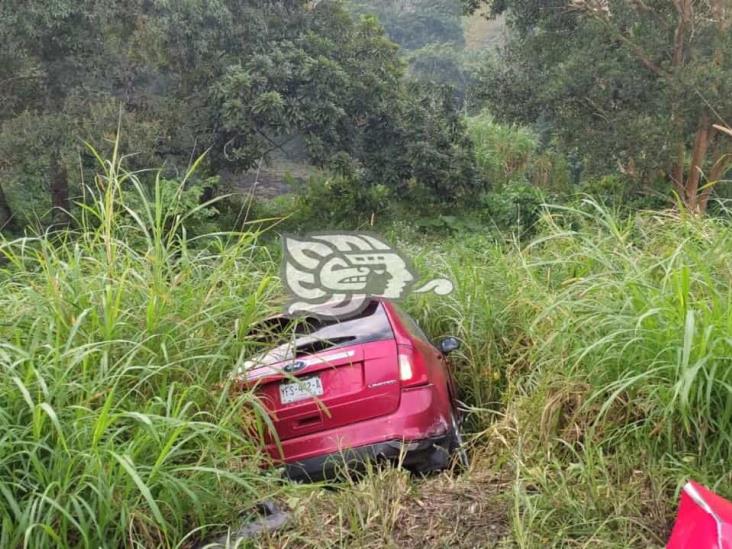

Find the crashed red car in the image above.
[{"left": 237, "top": 298, "right": 467, "bottom": 481}]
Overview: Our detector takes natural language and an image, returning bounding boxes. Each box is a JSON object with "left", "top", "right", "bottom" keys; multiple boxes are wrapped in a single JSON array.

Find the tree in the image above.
[
  {"left": 407, "top": 43, "right": 475, "bottom": 104},
  {"left": 349, "top": 0, "right": 466, "bottom": 51},
  {"left": 0, "top": 181, "right": 13, "bottom": 230},
  {"left": 470, "top": 0, "right": 732, "bottom": 213},
  {"left": 0, "top": 0, "right": 153, "bottom": 226},
  {"left": 348, "top": 0, "right": 475, "bottom": 103},
  {"left": 391, "top": 81, "right": 477, "bottom": 200},
  {"left": 0, "top": 1, "right": 412, "bottom": 225},
  {"left": 206, "top": 8, "right": 404, "bottom": 172},
  {"left": 1, "top": 0, "right": 479, "bottom": 228}
]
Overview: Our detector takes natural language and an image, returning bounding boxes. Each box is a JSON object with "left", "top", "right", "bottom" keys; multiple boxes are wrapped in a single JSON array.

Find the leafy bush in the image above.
[
  {"left": 287, "top": 173, "right": 394, "bottom": 230},
  {"left": 367, "top": 81, "right": 478, "bottom": 203},
  {"left": 578, "top": 174, "right": 671, "bottom": 211},
  {"left": 479, "top": 180, "right": 546, "bottom": 237}
]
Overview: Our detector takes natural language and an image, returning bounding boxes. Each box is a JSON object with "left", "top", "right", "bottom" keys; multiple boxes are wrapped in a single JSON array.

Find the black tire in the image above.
[
  {"left": 411, "top": 412, "right": 469, "bottom": 475},
  {"left": 447, "top": 412, "right": 470, "bottom": 470}
]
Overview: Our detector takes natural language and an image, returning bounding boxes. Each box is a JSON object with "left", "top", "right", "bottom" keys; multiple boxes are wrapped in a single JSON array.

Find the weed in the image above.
[{"left": 0, "top": 148, "right": 284, "bottom": 547}]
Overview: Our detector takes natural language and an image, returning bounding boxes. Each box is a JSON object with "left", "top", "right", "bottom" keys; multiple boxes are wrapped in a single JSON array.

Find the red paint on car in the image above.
[{"left": 236, "top": 299, "right": 465, "bottom": 480}]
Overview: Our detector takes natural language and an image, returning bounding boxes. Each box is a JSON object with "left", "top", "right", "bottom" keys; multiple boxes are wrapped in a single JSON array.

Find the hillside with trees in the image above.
[
  {"left": 0, "top": 0, "right": 731, "bottom": 547},
  {"left": 475, "top": 0, "right": 732, "bottom": 212},
  {"left": 0, "top": 0, "right": 475, "bottom": 229}
]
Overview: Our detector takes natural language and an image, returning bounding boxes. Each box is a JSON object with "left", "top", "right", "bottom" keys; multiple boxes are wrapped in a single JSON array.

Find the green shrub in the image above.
[
  {"left": 578, "top": 174, "right": 671, "bottom": 211},
  {"left": 479, "top": 180, "right": 546, "bottom": 238},
  {"left": 287, "top": 173, "right": 394, "bottom": 230}
]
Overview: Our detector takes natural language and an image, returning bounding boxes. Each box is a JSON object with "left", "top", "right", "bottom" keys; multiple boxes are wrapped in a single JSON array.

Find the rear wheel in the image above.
[
  {"left": 411, "top": 412, "right": 469, "bottom": 475},
  {"left": 447, "top": 412, "right": 469, "bottom": 470}
]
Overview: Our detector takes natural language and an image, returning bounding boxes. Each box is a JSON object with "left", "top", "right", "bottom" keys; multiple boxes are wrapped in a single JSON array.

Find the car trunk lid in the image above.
[{"left": 237, "top": 301, "right": 400, "bottom": 442}]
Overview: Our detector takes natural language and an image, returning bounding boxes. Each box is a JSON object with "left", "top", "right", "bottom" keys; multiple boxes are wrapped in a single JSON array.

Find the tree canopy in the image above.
[
  {"left": 350, "top": 0, "right": 466, "bottom": 50},
  {"left": 471, "top": 0, "right": 732, "bottom": 212},
  {"left": 0, "top": 0, "right": 479, "bottom": 230}
]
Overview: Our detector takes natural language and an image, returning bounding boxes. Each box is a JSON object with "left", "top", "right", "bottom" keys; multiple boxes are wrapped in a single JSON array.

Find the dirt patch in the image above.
[
  {"left": 393, "top": 468, "right": 510, "bottom": 548},
  {"left": 254, "top": 462, "right": 510, "bottom": 548}
]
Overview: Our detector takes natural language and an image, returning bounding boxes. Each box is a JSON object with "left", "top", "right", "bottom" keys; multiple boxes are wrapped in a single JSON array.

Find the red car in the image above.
[{"left": 237, "top": 298, "right": 467, "bottom": 481}]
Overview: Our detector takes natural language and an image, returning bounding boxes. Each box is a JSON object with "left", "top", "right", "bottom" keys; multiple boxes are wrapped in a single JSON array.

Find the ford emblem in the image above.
[{"left": 283, "top": 360, "right": 307, "bottom": 374}]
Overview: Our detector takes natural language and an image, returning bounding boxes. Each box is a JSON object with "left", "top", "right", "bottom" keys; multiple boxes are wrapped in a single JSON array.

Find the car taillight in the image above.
[
  {"left": 398, "top": 345, "right": 428, "bottom": 387},
  {"left": 398, "top": 353, "right": 413, "bottom": 381}
]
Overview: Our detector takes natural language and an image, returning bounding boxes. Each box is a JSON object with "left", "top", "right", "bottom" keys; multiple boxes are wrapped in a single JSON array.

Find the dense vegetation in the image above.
[
  {"left": 0, "top": 0, "right": 475, "bottom": 230},
  {"left": 265, "top": 201, "right": 732, "bottom": 546},
  {"left": 473, "top": 0, "right": 732, "bottom": 213},
  {"left": 414, "top": 204, "right": 732, "bottom": 545},
  {"left": 1, "top": 0, "right": 732, "bottom": 547},
  {"left": 0, "top": 155, "right": 282, "bottom": 545}
]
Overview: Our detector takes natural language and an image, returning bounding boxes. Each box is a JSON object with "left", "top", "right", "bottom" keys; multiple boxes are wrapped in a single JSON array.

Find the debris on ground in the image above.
[
  {"left": 393, "top": 467, "right": 510, "bottom": 548},
  {"left": 202, "top": 501, "right": 291, "bottom": 548}
]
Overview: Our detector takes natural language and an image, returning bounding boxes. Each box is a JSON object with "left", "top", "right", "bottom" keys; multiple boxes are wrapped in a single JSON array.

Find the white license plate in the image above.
[{"left": 279, "top": 376, "right": 323, "bottom": 404}]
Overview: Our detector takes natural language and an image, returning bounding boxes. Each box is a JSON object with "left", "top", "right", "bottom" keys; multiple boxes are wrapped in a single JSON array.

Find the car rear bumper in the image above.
[
  {"left": 265, "top": 384, "right": 452, "bottom": 478},
  {"left": 284, "top": 433, "right": 451, "bottom": 481}
]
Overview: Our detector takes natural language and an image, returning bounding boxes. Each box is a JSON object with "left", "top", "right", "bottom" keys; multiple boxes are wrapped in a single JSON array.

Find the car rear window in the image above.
[
  {"left": 392, "top": 304, "right": 430, "bottom": 343},
  {"left": 243, "top": 300, "right": 394, "bottom": 369}
]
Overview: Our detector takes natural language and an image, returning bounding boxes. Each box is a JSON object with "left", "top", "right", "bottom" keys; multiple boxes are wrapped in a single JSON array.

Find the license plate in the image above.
[{"left": 279, "top": 376, "right": 323, "bottom": 404}]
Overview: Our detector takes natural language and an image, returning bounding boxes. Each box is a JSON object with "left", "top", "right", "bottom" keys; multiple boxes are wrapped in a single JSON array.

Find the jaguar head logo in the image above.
[{"left": 282, "top": 232, "right": 453, "bottom": 318}]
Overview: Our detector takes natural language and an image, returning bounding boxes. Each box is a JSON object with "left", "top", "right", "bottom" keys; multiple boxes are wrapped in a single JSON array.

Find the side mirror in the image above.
[{"left": 437, "top": 336, "right": 460, "bottom": 355}]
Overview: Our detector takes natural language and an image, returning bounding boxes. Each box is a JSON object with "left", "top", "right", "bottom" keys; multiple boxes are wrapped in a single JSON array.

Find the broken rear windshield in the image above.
[{"left": 241, "top": 301, "right": 393, "bottom": 370}]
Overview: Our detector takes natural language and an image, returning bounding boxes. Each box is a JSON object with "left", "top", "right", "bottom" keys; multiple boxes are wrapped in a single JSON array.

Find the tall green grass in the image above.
[
  {"left": 0, "top": 151, "right": 282, "bottom": 547},
  {"left": 401, "top": 201, "right": 732, "bottom": 545},
  {"left": 529, "top": 204, "right": 732, "bottom": 460},
  {"left": 4, "top": 147, "right": 731, "bottom": 549},
  {"left": 466, "top": 110, "right": 569, "bottom": 191}
]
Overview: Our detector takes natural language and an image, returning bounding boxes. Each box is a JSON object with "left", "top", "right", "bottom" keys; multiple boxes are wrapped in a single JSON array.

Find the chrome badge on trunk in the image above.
[{"left": 282, "top": 360, "right": 307, "bottom": 374}]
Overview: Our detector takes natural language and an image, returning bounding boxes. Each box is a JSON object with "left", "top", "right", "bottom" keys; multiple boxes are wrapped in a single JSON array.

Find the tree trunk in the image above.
[
  {"left": 684, "top": 114, "right": 711, "bottom": 213},
  {"left": 671, "top": 0, "right": 691, "bottom": 67},
  {"left": 670, "top": 139, "right": 686, "bottom": 201},
  {"left": 49, "top": 152, "right": 71, "bottom": 226},
  {"left": 695, "top": 0, "right": 731, "bottom": 214},
  {"left": 0, "top": 182, "right": 14, "bottom": 230}
]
